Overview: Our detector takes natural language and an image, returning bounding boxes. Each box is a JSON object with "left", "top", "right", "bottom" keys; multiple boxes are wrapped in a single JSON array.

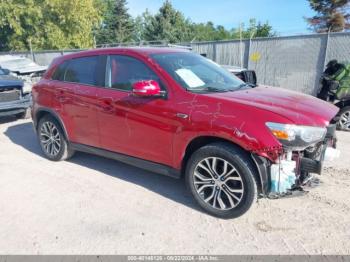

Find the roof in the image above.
[
  {"left": 56, "top": 47, "right": 190, "bottom": 62},
  {"left": 110, "top": 47, "right": 191, "bottom": 55},
  {"left": 50, "top": 47, "right": 191, "bottom": 68}
]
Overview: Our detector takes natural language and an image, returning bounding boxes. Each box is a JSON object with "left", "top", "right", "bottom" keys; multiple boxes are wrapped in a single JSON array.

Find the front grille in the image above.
[{"left": 0, "top": 89, "right": 21, "bottom": 103}]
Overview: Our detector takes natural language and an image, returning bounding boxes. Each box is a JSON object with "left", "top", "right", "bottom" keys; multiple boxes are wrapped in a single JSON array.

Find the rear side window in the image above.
[
  {"left": 51, "top": 61, "right": 68, "bottom": 81},
  {"left": 107, "top": 55, "right": 160, "bottom": 91},
  {"left": 64, "top": 56, "right": 99, "bottom": 85}
]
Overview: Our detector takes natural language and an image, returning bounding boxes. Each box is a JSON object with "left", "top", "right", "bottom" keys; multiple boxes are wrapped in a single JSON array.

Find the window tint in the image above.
[
  {"left": 51, "top": 61, "right": 68, "bottom": 81},
  {"left": 107, "top": 55, "right": 160, "bottom": 91},
  {"left": 64, "top": 56, "right": 98, "bottom": 85}
]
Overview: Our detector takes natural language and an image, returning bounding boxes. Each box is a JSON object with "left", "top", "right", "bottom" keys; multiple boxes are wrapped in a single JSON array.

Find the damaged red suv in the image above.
[{"left": 32, "top": 48, "right": 340, "bottom": 219}]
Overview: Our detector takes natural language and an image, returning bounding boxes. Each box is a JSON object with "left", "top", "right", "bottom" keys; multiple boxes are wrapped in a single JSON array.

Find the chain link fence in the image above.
[
  {"left": 1, "top": 33, "right": 350, "bottom": 95},
  {"left": 190, "top": 32, "right": 350, "bottom": 95}
]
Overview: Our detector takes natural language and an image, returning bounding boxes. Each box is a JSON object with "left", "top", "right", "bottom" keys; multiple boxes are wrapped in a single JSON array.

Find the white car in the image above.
[{"left": 0, "top": 55, "right": 47, "bottom": 75}]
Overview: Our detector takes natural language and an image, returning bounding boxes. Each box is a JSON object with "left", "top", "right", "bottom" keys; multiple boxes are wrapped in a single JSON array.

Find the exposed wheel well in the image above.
[
  {"left": 181, "top": 136, "right": 263, "bottom": 192},
  {"left": 182, "top": 137, "right": 245, "bottom": 168},
  {"left": 35, "top": 110, "right": 68, "bottom": 140},
  {"left": 335, "top": 100, "right": 350, "bottom": 109},
  {"left": 35, "top": 111, "right": 50, "bottom": 129}
]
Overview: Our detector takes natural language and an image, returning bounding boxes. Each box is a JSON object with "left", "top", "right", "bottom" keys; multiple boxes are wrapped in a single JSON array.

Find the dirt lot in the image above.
[{"left": 0, "top": 117, "right": 350, "bottom": 255}]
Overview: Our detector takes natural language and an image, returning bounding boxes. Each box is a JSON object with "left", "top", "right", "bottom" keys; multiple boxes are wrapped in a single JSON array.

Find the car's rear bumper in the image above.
[{"left": 0, "top": 96, "right": 32, "bottom": 117}]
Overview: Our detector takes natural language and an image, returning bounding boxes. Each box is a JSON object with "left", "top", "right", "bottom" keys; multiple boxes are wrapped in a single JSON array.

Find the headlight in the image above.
[
  {"left": 22, "top": 82, "right": 32, "bottom": 94},
  {"left": 266, "top": 122, "right": 326, "bottom": 149}
]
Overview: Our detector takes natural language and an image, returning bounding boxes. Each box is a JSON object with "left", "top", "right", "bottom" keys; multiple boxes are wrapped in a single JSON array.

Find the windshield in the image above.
[
  {"left": 0, "top": 68, "right": 5, "bottom": 75},
  {"left": 151, "top": 52, "right": 248, "bottom": 92}
]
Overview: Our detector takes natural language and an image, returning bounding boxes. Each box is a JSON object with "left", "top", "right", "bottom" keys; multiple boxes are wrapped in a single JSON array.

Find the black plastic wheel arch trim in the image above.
[
  {"left": 251, "top": 154, "right": 270, "bottom": 196},
  {"left": 34, "top": 108, "right": 69, "bottom": 140}
]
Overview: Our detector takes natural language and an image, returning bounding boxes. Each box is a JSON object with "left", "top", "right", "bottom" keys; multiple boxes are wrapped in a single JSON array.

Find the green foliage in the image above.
[
  {"left": 306, "top": 0, "right": 350, "bottom": 32},
  {"left": 95, "top": 0, "right": 134, "bottom": 44},
  {"left": 0, "top": 0, "right": 101, "bottom": 51},
  {"left": 139, "top": 0, "right": 194, "bottom": 43},
  {"left": 238, "top": 19, "right": 277, "bottom": 38},
  {"left": 0, "top": 0, "right": 277, "bottom": 51},
  {"left": 135, "top": 1, "right": 275, "bottom": 43}
]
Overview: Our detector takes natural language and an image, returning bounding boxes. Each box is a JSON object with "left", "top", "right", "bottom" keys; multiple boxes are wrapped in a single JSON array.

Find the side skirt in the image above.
[{"left": 70, "top": 143, "right": 181, "bottom": 179}]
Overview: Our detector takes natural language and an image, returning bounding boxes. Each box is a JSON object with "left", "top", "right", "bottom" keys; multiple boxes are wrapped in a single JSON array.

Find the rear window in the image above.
[
  {"left": 51, "top": 61, "right": 68, "bottom": 81},
  {"left": 64, "top": 56, "right": 99, "bottom": 85}
]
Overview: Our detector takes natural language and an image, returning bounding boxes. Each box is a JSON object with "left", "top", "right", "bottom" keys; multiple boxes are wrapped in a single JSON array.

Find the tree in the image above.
[
  {"left": 0, "top": 0, "right": 101, "bottom": 51},
  {"left": 142, "top": 0, "right": 194, "bottom": 43},
  {"left": 132, "top": 9, "right": 154, "bottom": 42},
  {"left": 191, "top": 22, "right": 217, "bottom": 41},
  {"left": 95, "top": 0, "right": 134, "bottom": 45},
  {"left": 231, "top": 19, "right": 276, "bottom": 39},
  {"left": 306, "top": 0, "right": 350, "bottom": 32}
]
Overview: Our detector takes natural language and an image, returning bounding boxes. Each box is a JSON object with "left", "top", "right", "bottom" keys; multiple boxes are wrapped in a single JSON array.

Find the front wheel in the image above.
[
  {"left": 337, "top": 106, "right": 350, "bottom": 131},
  {"left": 185, "top": 143, "right": 257, "bottom": 219}
]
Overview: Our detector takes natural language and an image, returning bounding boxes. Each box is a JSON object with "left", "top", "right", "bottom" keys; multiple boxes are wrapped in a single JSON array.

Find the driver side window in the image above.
[{"left": 106, "top": 55, "right": 160, "bottom": 91}]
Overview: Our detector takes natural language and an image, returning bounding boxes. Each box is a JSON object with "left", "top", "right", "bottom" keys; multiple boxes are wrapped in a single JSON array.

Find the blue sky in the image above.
[{"left": 127, "top": 0, "right": 316, "bottom": 35}]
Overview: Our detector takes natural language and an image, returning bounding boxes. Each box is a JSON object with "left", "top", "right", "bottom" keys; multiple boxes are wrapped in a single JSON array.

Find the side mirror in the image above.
[{"left": 132, "top": 80, "right": 164, "bottom": 97}]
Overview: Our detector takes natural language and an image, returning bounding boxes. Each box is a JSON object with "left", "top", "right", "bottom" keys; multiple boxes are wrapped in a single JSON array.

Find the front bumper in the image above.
[
  {"left": 0, "top": 96, "right": 32, "bottom": 117},
  {"left": 259, "top": 124, "right": 340, "bottom": 197},
  {"left": 299, "top": 124, "right": 339, "bottom": 175}
]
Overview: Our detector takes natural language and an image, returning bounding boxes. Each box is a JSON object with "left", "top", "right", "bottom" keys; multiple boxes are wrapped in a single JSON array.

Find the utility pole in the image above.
[
  {"left": 28, "top": 38, "right": 35, "bottom": 62},
  {"left": 239, "top": 23, "right": 243, "bottom": 68},
  {"left": 248, "top": 29, "right": 256, "bottom": 69}
]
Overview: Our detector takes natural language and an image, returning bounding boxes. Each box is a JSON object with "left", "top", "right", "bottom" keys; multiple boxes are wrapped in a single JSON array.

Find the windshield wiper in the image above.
[
  {"left": 186, "top": 86, "right": 230, "bottom": 93},
  {"left": 236, "top": 83, "right": 251, "bottom": 90}
]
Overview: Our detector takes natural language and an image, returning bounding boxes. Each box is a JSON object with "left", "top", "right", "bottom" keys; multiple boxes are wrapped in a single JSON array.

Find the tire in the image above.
[
  {"left": 37, "top": 115, "right": 75, "bottom": 161},
  {"left": 17, "top": 108, "right": 31, "bottom": 119},
  {"left": 185, "top": 142, "right": 257, "bottom": 219},
  {"left": 337, "top": 106, "right": 350, "bottom": 131}
]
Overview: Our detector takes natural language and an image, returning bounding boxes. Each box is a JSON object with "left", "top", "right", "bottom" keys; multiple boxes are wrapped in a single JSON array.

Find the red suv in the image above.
[{"left": 32, "top": 48, "right": 340, "bottom": 219}]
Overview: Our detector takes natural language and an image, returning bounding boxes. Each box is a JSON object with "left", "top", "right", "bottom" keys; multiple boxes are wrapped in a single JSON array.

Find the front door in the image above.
[{"left": 97, "top": 54, "right": 178, "bottom": 167}]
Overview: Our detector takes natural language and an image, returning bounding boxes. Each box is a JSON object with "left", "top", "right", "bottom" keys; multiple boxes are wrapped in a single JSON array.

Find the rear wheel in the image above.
[
  {"left": 185, "top": 143, "right": 257, "bottom": 219},
  {"left": 37, "top": 115, "right": 74, "bottom": 161},
  {"left": 337, "top": 106, "right": 350, "bottom": 131}
]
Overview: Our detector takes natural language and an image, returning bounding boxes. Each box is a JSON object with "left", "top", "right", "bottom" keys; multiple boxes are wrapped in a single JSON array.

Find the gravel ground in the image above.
[{"left": 0, "top": 117, "right": 350, "bottom": 255}]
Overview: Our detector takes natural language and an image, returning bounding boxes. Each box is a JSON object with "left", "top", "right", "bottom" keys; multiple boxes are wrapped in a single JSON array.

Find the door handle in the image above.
[{"left": 176, "top": 113, "right": 189, "bottom": 119}]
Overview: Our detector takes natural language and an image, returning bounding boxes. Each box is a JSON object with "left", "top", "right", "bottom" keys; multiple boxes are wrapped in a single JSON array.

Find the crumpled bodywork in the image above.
[
  {"left": 0, "top": 73, "right": 31, "bottom": 117},
  {"left": 0, "top": 55, "right": 47, "bottom": 74}
]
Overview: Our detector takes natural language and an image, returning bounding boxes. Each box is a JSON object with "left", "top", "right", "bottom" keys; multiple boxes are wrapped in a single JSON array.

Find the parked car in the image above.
[
  {"left": 32, "top": 48, "right": 340, "bottom": 219},
  {"left": 221, "top": 65, "right": 257, "bottom": 86},
  {"left": 0, "top": 55, "right": 47, "bottom": 85},
  {"left": 0, "top": 67, "right": 32, "bottom": 118},
  {"left": 0, "top": 55, "right": 47, "bottom": 75}
]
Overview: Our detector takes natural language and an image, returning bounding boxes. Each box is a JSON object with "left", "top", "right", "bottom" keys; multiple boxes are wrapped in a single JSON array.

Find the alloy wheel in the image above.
[
  {"left": 40, "top": 121, "right": 61, "bottom": 157},
  {"left": 193, "top": 157, "right": 244, "bottom": 210},
  {"left": 339, "top": 110, "right": 350, "bottom": 131}
]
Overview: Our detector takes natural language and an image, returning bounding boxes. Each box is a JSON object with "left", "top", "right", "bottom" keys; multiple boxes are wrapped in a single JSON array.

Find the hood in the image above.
[
  {"left": 0, "top": 75, "right": 23, "bottom": 88},
  {"left": 205, "top": 86, "right": 339, "bottom": 127},
  {"left": 5, "top": 65, "right": 47, "bottom": 75},
  {"left": 0, "top": 57, "right": 47, "bottom": 75}
]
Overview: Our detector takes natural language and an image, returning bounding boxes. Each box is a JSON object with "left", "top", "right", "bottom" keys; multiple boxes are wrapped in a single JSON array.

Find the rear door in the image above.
[
  {"left": 96, "top": 54, "right": 178, "bottom": 166},
  {"left": 61, "top": 56, "right": 103, "bottom": 147}
]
